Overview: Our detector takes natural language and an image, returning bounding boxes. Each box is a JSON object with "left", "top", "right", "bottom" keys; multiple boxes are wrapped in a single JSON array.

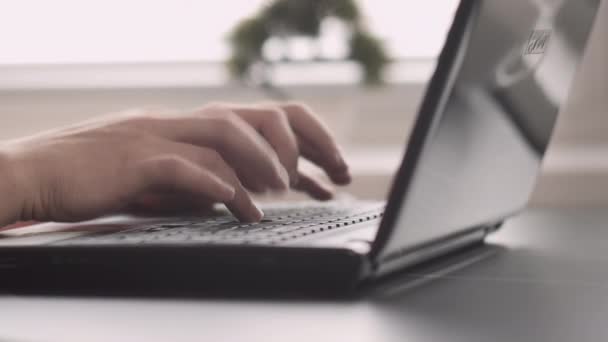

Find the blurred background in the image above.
[{"left": 0, "top": 0, "right": 606, "bottom": 207}]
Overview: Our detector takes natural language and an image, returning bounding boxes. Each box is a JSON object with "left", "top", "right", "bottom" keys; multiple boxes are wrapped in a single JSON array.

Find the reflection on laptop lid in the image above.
[{"left": 373, "top": 0, "right": 601, "bottom": 259}]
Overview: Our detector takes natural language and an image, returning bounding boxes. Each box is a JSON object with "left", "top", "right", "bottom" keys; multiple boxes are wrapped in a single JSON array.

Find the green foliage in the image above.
[
  {"left": 228, "top": 17, "right": 269, "bottom": 78},
  {"left": 350, "top": 30, "right": 389, "bottom": 84},
  {"left": 264, "top": 1, "right": 322, "bottom": 36},
  {"left": 326, "top": 0, "right": 359, "bottom": 21},
  {"left": 227, "top": 0, "right": 388, "bottom": 85},
  {"left": 263, "top": 0, "right": 360, "bottom": 35},
  {"left": 229, "top": 17, "right": 269, "bottom": 52}
]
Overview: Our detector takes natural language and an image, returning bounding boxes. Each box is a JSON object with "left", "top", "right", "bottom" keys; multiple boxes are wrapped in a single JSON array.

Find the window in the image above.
[
  {"left": 0, "top": 0, "right": 458, "bottom": 65},
  {"left": 0, "top": 0, "right": 460, "bottom": 163}
]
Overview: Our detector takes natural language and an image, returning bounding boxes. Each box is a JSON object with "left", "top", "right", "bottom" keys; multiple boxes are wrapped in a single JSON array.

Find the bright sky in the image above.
[{"left": 0, "top": 0, "right": 458, "bottom": 65}]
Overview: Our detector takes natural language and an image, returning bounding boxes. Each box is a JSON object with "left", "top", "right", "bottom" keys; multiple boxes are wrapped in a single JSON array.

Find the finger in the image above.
[
  {"left": 280, "top": 103, "right": 351, "bottom": 184},
  {"left": 293, "top": 171, "right": 335, "bottom": 201},
  {"left": 156, "top": 142, "right": 264, "bottom": 222},
  {"left": 227, "top": 105, "right": 300, "bottom": 185},
  {"left": 297, "top": 138, "right": 352, "bottom": 185},
  {"left": 226, "top": 102, "right": 349, "bottom": 186},
  {"left": 137, "top": 155, "right": 237, "bottom": 204},
  {"left": 205, "top": 159, "right": 264, "bottom": 223},
  {"left": 142, "top": 108, "right": 289, "bottom": 192}
]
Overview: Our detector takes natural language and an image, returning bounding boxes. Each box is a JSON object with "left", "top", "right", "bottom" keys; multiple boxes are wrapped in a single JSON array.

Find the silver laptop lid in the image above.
[{"left": 372, "top": 0, "right": 601, "bottom": 260}]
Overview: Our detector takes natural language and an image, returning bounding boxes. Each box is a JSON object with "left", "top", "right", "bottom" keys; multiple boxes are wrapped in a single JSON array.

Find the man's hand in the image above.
[{"left": 0, "top": 103, "right": 350, "bottom": 226}]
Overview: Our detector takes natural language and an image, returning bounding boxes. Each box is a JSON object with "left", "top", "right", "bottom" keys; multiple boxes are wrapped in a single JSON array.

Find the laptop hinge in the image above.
[{"left": 371, "top": 227, "right": 492, "bottom": 279}]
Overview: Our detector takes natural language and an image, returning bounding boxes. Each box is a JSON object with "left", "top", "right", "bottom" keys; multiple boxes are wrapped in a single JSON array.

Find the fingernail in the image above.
[
  {"left": 277, "top": 166, "right": 290, "bottom": 189},
  {"left": 254, "top": 205, "right": 264, "bottom": 221}
]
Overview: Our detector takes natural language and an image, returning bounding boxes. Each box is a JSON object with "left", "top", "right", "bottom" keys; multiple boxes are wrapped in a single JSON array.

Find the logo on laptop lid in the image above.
[
  {"left": 524, "top": 30, "right": 551, "bottom": 55},
  {"left": 495, "top": 28, "right": 552, "bottom": 88}
]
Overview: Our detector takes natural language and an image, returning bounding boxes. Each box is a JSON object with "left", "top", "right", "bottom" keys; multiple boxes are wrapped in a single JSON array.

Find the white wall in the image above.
[{"left": 0, "top": 2, "right": 606, "bottom": 207}]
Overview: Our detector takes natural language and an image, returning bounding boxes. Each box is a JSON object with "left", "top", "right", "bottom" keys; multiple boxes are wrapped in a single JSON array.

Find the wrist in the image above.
[{"left": 0, "top": 150, "right": 25, "bottom": 226}]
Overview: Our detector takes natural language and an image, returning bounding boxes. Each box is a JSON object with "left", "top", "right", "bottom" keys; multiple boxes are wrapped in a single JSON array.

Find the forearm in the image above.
[{"left": 0, "top": 150, "right": 23, "bottom": 227}]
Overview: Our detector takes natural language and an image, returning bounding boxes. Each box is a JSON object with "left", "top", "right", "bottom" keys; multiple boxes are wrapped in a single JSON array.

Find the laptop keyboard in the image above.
[{"left": 55, "top": 203, "right": 384, "bottom": 246}]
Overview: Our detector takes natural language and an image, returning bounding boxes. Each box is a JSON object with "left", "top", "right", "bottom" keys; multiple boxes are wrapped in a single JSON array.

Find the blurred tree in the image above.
[{"left": 227, "top": 0, "right": 389, "bottom": 87}]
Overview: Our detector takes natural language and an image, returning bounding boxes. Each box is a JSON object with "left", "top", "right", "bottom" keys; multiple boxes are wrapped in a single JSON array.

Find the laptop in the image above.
[{"left": 0, "top": 0, "right": 601, "bottom": 294}]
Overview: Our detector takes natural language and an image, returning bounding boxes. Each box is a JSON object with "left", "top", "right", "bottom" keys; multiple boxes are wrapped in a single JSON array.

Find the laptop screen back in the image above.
[{"left": 373, "top": 0, "right": 601, "bottom": 259}]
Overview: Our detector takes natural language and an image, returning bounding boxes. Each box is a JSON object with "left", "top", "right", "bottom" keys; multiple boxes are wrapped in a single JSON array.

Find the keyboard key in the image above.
[{"left": 54, "top": 203, "right": 385, "bottom": 246}]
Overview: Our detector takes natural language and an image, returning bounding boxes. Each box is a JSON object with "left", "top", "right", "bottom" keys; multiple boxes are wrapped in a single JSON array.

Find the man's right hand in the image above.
[{"left": 0, "top": 103, "right": 351, "bottom": 226}]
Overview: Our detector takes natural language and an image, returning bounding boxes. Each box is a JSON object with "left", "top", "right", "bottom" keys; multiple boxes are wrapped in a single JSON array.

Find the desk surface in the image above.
[{"left": 1, "top": 208, "right": 607, "bottom": 342}]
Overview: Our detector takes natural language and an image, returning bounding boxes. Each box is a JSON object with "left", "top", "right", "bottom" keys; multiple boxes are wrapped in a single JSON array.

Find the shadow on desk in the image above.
[
  {"left": 368, "top": 244, "right": 506, "bottom": 299},
  {"left": 0, "top": 244, "right": 507, "bottom": 302}
]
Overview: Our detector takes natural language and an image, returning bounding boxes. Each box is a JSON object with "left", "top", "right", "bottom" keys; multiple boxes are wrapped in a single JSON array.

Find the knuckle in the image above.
[
  {"left": 283, "top": 102, "right": 309, "bottom": 115},
  {"left": 200, "top": 102, "right": 229, "bottom": 115},
  {"left": 122, "top": 113, "right": 154, "bottom": 129},
  {"left": 152, "top": 155, "right": 184, "bottom": 179},
  {"left": 265, "top": 107, "right": 288, "bottom": 122},
  {"left": 201, "top": 150, "right": 226, "bottom": 170},
  {"left": 122, "top": 108, "right": 150, "bottom": 118},
  {"left": 210, "top": 112, "right": 242, "bottom": 134},
  {"left": 123, "top": 107, "right": 169, "bottom": 121}
]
